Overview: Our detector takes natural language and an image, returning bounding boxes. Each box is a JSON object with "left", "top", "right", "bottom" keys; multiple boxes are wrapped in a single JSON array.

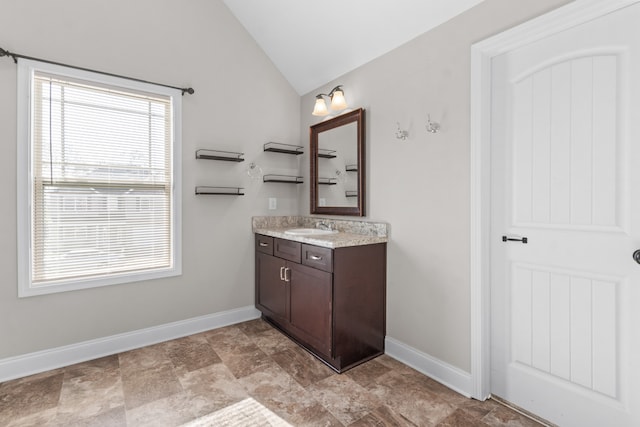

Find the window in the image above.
[{"left": 17, "top": 59, "right": 182, "bottom": 297}]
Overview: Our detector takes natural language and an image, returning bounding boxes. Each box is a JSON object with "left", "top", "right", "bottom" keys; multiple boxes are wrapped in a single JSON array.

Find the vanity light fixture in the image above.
[
  {"left": 312, "top": 85, "right": 348, "bottom": 116},
  {"left": 426, "top": 114, "right": 441, "bottom": 134}
]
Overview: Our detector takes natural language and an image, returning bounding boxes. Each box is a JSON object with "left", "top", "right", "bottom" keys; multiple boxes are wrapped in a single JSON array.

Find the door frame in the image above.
[{"left": 469, "top": 0, "right": 638, "bottom": 400}]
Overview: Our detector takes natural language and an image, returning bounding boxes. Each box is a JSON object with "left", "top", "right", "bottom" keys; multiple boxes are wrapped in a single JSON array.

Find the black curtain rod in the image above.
[{"left": 0, "top": 46, "right": 194, "bottom": 96}]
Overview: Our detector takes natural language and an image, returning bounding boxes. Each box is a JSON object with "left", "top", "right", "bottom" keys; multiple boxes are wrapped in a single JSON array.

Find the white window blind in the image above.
[{"left": 18, "top": 60, "right": 181, "bottom": 295}]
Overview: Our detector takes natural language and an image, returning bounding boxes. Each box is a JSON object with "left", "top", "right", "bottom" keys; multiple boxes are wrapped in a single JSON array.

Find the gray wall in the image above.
[
  {"left": 300, "top": 0, "right": 571, "bottom": 372},
  {"left": 0, "top": 0, "right": 301, "bottom": 359},
  {"left": 0, "top": 0, "right": 573, "bottom": 375}
]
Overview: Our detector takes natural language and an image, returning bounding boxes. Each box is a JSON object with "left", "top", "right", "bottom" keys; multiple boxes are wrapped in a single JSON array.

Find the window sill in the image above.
[{"left": 18, "top": 265, "right": 182, "bottom": 298}]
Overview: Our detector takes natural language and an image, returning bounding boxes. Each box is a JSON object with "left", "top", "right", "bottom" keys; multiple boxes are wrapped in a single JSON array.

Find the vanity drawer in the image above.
[
  {"left": 274, "top": 238, "right": 301, "bottom": 263},
  {"left": 302, "top": 244, "right": 333, "bottom": 272},
  {"left": 256, "top": 235, "right": 274, "bottom": 255}
]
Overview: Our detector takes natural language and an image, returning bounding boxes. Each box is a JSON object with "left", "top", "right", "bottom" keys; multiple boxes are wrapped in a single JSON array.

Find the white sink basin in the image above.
[{"left": 284, "top": 228, "right": 338, "bottom": 236}]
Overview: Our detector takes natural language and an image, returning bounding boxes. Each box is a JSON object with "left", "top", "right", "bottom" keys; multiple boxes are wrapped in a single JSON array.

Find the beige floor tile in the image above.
[
  {"left": 118, "top": 342, "right": 173, "bottom": 376},
  {"left": 63, "top": 355, "right": 120, "bottom": 380},
  {"left": 344, "top": 358, "right": 392, "bottom": 389},
  {"left": 239, "top": 364, "right": 339, "bottom": 425},
  {"left": 307, "top": 374, "right": 382, "bottom": 425},
  {"left": 164, "top": 335, "right": 222, "bottom": 373},
  {"left": 59, "top": 406, "right": 127, "bottom": 427},
  {"left": 251, "top": 326, "right": 299, "bottom": 355},
  {"left": 271, "top": 346, "right": 335, "bottom": 388},
  {"left": 481, "top": 405, "right": 543, "bottom": 427},
  {"left": 0, "top": 320, "right": 543, "bottom": 427},
  {"left": 203, "top": 325, "right": 255, "bottom": 356},
  {"left": 121, "top": 363, "right": 182, "bottom": 410},
  {"left": 3, "top": 407, "right": 58, "bottom": 427},
  {"left": 348, "top": 404, "right": 416, "bottom": 426},
  {"left": 437, "top": 408, "right": 491, "bottom": 427},
  {"left": 125, "top": 390, "right": 203, "bottom": 427},
  {"left": 218, "top": 342, "right": 275, "bottom": 379},
  {"left": 236, "top": 318, "right": 274, "bottom": 337},
  {"left": 0, "top": 371, "right": 64, "bottom": 423},
  {"left": 369, "top": 370, "right": 457, "bottom": 426},
  {"left": 56, "top": 367, "right": 124, "bottom": 423},
  {"left": 177, "top": 363, "right": 249, "bottom": 417}
]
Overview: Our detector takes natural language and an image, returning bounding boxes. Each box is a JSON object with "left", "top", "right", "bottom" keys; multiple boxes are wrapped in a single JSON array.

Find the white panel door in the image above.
[{"left": 490, "top": 3, "right": 640, "bottom": 426}]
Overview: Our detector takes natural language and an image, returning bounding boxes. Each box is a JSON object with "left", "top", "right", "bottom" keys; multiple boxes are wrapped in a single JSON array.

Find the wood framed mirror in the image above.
[{"left": 310, "top": 108, "right": 365, "bottom": 216}]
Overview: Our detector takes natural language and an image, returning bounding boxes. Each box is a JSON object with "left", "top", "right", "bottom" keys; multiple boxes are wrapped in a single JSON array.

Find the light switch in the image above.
[{"left": 268, "top": 198, "right": 277, "bottom": 210}]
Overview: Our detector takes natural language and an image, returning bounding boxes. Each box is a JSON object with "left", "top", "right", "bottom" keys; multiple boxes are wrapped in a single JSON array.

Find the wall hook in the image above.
[
  {"left": 395, "top": 122, "right": 409, "bottom": 140},
  {"left": 246, "top": 162, "right": 263, "bottom": 180},
  {"left": 334, "top": 169, "right": 348, "bottom": 184},
  {"left": 426, "top": 115, "right": 440, "bottom": 134}
]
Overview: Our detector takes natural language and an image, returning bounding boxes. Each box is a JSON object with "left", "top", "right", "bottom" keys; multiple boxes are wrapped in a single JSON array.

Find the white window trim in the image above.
[{"left": 17, "top": 59, "right": 182, "bottom": 297}]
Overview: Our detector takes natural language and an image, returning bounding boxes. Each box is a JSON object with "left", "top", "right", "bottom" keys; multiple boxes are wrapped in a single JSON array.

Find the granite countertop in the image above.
[{"left": 252, "top": 216, "right": 388, "bottom": 249}]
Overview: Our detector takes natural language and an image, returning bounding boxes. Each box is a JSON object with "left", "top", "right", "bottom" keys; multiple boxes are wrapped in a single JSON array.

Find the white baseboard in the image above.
[
  {"left": 385, "top": 336, "right": 473, "bottom": 398},
  {"left": 0, "top": 306, "right": 261, "bottom": 383}
]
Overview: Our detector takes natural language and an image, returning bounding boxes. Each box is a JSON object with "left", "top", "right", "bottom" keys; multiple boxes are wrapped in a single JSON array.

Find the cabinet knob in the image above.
[
  {"left": 310, "top": 255, "right": 323, "bottom": 261},
  {"left": 259, "top": 242, "right": 269, "bottom": 247}
]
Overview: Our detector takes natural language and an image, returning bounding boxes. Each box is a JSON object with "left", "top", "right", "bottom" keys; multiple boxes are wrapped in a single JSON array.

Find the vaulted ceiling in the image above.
[{"left": 223, "top": 0, "right": 484, "bottom": 95}]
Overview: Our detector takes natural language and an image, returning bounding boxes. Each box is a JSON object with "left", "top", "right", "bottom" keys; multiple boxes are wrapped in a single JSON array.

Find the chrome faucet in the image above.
[{"left": 316, "top": 220, "right": 335, "bottom": 231}]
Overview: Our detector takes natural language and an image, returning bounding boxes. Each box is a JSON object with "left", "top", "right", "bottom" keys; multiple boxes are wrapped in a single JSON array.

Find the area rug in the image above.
[{"left": 180, "top": 398, "right": 292, "bottom": 427}]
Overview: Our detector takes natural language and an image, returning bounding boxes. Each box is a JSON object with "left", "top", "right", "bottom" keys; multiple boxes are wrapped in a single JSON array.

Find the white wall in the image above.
[
  {"left": 300, "top": 0, "right": 572, "bottom": 372},
  {"left": 0, "top": 0, "right": 301, "bottom": 359}
]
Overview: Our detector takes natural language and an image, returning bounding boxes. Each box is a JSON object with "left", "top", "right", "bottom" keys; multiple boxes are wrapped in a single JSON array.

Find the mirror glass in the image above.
[{"left": 310, "top": 108, "right": 365, "bottom": 216}]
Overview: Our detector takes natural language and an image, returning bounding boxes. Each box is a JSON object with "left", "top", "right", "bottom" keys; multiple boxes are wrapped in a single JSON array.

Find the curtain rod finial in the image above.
[
  {"left": 0, "top": 47, "right": 17, "bottom": 63},
  {"left": 182, "top": 87, "right": 195, "bottom": 96}
]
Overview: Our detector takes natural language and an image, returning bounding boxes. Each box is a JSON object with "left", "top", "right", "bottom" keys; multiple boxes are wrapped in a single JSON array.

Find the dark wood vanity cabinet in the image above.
[
  {"left": 255, "top": 252, "right": 288, "bottom": 321},
  {"left": 255, "top": 234, "right": 386, "bottom": 372}
]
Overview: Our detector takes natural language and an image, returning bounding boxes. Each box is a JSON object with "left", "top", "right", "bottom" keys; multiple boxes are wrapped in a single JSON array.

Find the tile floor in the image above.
[{"left": 0, "top": 319, "right": 543, "bottom": 426}]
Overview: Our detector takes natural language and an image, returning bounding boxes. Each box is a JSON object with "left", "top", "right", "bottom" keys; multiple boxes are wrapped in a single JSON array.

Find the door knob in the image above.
[{"left": 633, "top": 250, "right": 640, "bottom": 264}]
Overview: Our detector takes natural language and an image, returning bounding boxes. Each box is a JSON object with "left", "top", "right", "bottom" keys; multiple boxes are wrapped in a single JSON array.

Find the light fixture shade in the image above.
[
  {"left": 330, "top": 89, "right": 347, "bottom": 111},
  {"left": 312, "top": 97, "right": 329, "bottom": 116}
]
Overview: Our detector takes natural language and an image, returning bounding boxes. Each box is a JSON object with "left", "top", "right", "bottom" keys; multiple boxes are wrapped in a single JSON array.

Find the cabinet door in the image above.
[
  {"left": 256, "top": 252, "right": 287, "bottom": 321},
  {"left": 288, "top": 262, "right": 332, "bottom": 357}
]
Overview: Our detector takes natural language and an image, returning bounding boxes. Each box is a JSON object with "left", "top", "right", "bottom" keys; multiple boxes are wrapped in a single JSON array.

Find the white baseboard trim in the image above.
[
  {"left": 0, "top": 305, "right": 261, "bottom": 383},
  {"left": 385, "top": 336, "right": 473, "bottom": 398}
]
